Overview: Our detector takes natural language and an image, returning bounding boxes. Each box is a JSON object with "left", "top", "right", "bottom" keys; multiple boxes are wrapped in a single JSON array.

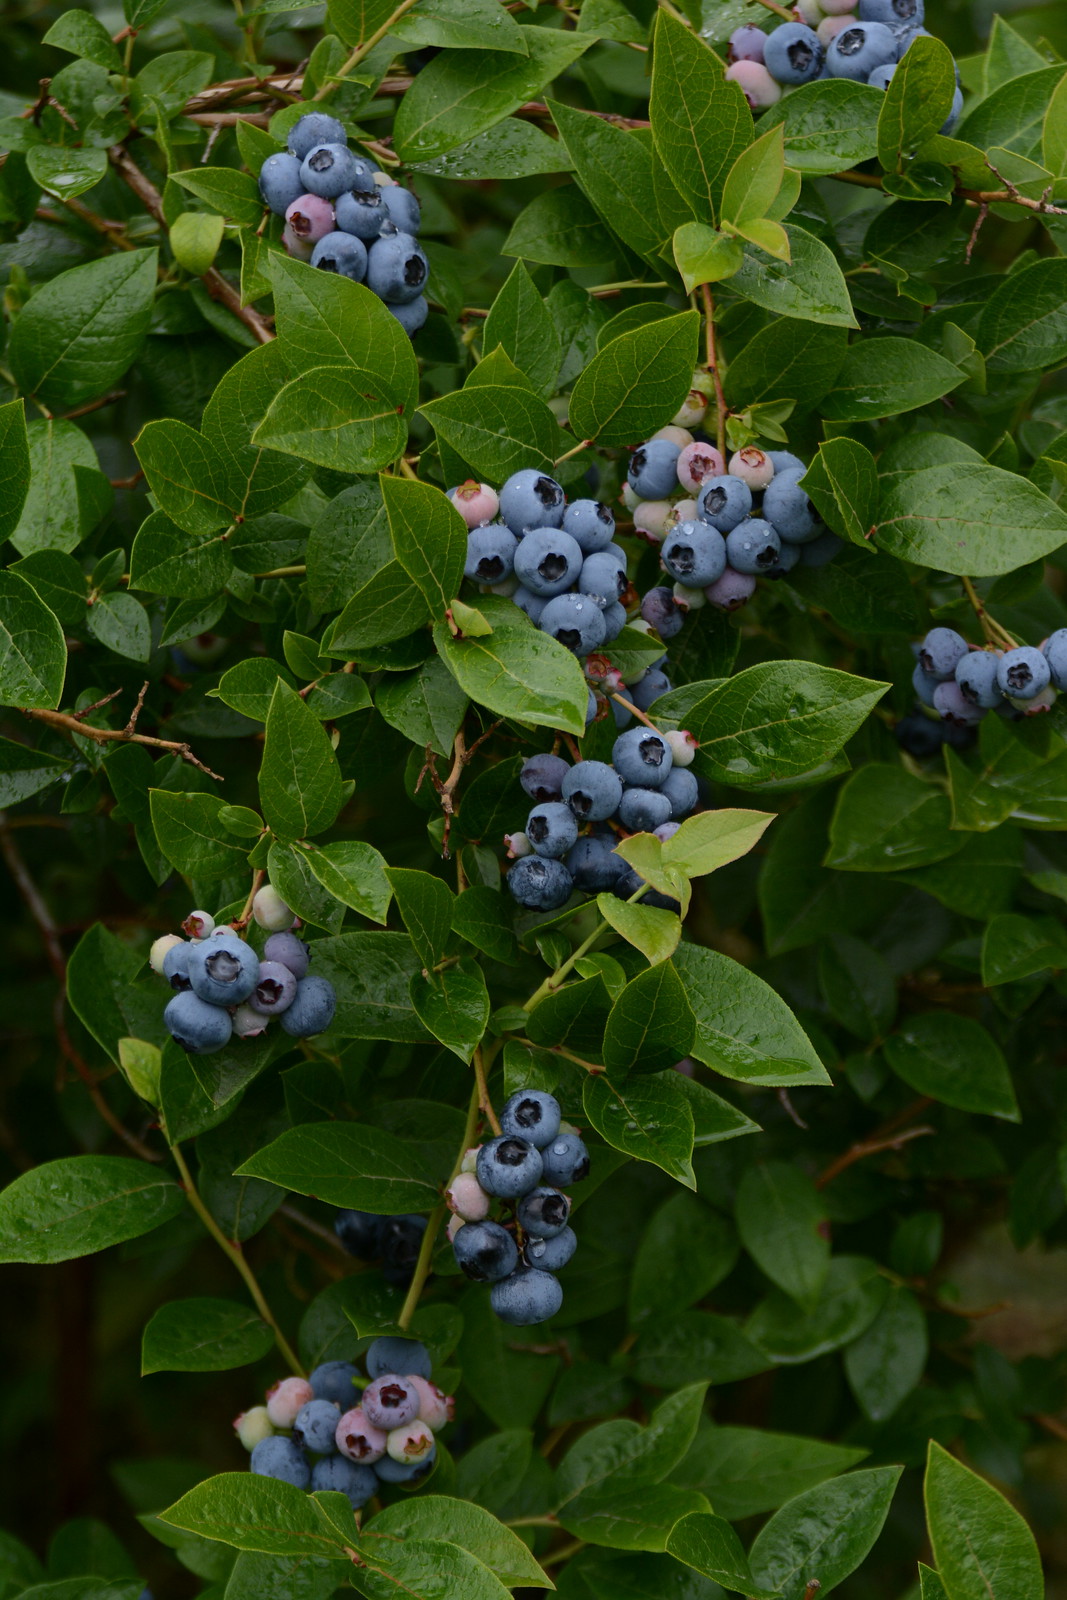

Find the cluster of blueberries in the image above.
[
  {"left": 907, "top": 626, "right": 1067, "bottom": 739},
  {"left": 726, "top": 0, "right": 963, "bottom": 133},
  {"left": 257, "top": 111, "right": 429, "bottom": 336},
  {"left": 235, "top": 1337, "right": 452, "bottom": 1503},
  {"left": 506, "top": 738, "right": 696, "bottom": 912},
  {"left": 447, "top": 1089, "right": 589, "bottom": 1325},
  {"left": 334, "top": 1208, "right": 428, "bottom": 1287},
  {"left": 148, "top": 885, "right": 335, "bottom": 1055},
  {"left": 623, "top": 436, "right": 841, "bottom": 612}
]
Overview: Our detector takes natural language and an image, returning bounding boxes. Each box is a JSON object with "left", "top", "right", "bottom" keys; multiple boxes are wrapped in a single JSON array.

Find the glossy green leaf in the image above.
[
  {"left": 844, "top": 1285, "right": 927, "bottom": 1422},
  {"left": 924, "top": 1441, "right": 1043, "bottom": 1600},
  {"left": 0, "top": 1156, "right": 184, "bottom": 1264},
  {"left": 141, "top": 1298, "right": 274, "bottom": 1375},
  {"left": 876, "top": 462, "right": 1067, "bottom": 575},
  {"left": 362, "top": 1498, "right": 548, "bottom": 1590},
  {"left": 802, "top": 437, "right": 879, "bottom": 547},
  {"left": 602, "top": 960, "right": 695, "bottom": 1078},
  {"left": 259, "top": 681, "right": 343, "bottom": 842},
  {"left": 877, "top": 34, "right": 958, "bottom": 171},
  {"left": 749, "top": 1467, "right": 903, "bottom": 1600},
  {"left": 884, "top": 1013, "right": 1019, "bottom": 1121},
  {"left": 420, "top": 383, "right": 561, "bottom": 481},
  {"left": 760, "top": 79, "right": 882, "bottom": 176},
  {"left": 821, "top": 338, "right": 962, "bottom": 422},
  {"left": 649, "top": 12, "right": 751, "bottom": 227},
  {"left": 674, "top": 944, "right": 829, "bottom": 1088},
  {"left": 235, "top": 1122, "right": 440, "bottom": 1211},
  {"left": 583, "top": 1072, "right": 696, "bottom": 1187},
  {"left": 670, "top": 1425, "right": 868, "bottom": 1522},
  {"left": 410, "top": 960, "right": 490, "bottom": 1062},
  {"left": 300, "top": 841, "right": 392, "bottom": 925},
  {"left": 253, "top": 367, "right": 407, "bottom": 476},
  {"left": 0, "top": 569, "right": 66, "bottom": 710},
  {"left": 596, "top": 895, "right": 681, "bottom": 965},
  {"left": 434, "top": 622, "right": 588, "bottom": 735},
  {"left": 730, "top": 224, "right": 857, "bottom": 329},
  {"left": 736, "top": 1162, "right": 829, "bottom": 1310},
  {"left": 569, "top": 311, "right": 699, "bottom": 449},
  {"left": 380, "top": 475, "right": 466, "bottom": 617},
  {"left": 667, "top": 1513, "right": 778, "bottom": 1598},
  {"left": 826, "top": 764, "right": 961, "bottom": 872}
]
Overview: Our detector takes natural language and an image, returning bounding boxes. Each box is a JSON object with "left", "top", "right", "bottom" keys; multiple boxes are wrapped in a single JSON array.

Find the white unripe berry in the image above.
[
  {"left": 665, "top": 729, "right": 699, "bottom": 767},
  {"left": 149, "top": 934, "right": 184, "bottom": 976},
  {"left": 182, "top": 910, "right": 215, "bottom": 940},
  {"left": 252, "top": 885, "right": 295, "bottom": 931}
]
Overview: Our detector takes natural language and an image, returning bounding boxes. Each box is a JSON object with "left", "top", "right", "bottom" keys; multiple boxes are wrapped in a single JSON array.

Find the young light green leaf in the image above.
[
  {"left": 672, "top": 224, "right": 745, "bottom": 294},
  {"left": 662, "top": 808, "right": 774, "bottom": 879},
  {"left": 924, "top": 1441, "right": 1043, "bottom": 1600},
  {"left": 596, "top": 894, "right": 681, "bottom": 965},
  {"left": 720, "top": 124, "right": 785, "bottom": 230},
  {"left": 650, "top": 12, "right": 751, "bottom": 227}
]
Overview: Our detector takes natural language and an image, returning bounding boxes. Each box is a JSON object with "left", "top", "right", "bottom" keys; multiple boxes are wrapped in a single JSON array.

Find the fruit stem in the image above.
[
  {"left": 555, "top": 437, "right": 593, "bottom": 466},
  {"left": 524, "top": 916, "right": 612, "bottom": 1011},
  {"left": 700, "top": 283, "right": 728, "bottom": 462},
  {"left": 397, "top": 1081, "right": 481, "bottom": 1330},
  {"left": 609, "top": 691, "right": 661, "bottom": 733},
  {"left": 473, "top": 1040, "right": 503, "bottom": 1135},
  {"left": 233, "top": 868, "right": 266, "bottom": 932},
  {"left": 961, "top": 575, "right": 1017, "bottom": 650},
  {"left": 168, "top": 1140, "right": 304, "bottom": 1375}
]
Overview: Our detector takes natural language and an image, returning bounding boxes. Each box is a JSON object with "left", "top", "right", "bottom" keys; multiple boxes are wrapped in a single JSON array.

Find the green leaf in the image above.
[
  {"left": 141, "top": 1298, "right": 274, "bottom": 1375},
  {"left": 327, "top": 0, "right": 396, "bottom": 47},
  {"left": 666, "top": 1513, "right": 778, "bottom": 1598},
  {"left": 670, "top": 1425, "right": 868, "bottom": 1523},
  {"left": 672, "top": 224, "right": 744, "bottom": 294},
  {"left": 310, "top": 932, "right": 430, "bottom": 1041},
  {"left": 981, "top": 913, "right": 1067, "bottom": 986},
  {"left": 87, "top": 592, "right": 151, "bottom": 664},
  {"left": 267, "top": 842, "right": 344, "bottom": 936},
  {"left": 26, "top": 146, "right": 108, "bottom": 201},
  {"left": 135, "top": 420, "right": 240, "bottom": 537},
  {"left": 818, "top": 934, "right": 897, "bottom": 1041},
  {"left": 558, "top": 1484, "right": 712, "bottom": 1554},
  {"left": 957, "top": 65, "right": 1066, "bottom": 158},
  {"left": 385, "top": 868, "right": 454, "bottom": 970},
  {"left": 0, "top": 569, "right": 66, "bottom": 709},
  {"left": 596, "top": 895, "right": 681, "bottom": 966},
  {"left": 760, "top": 79, "right": 882, "bottom": 176},
  {"left": 452, "top": 886, "right": 516, "bottom": 964},
  {"left": 883, "top": 1013, "right": 1019, "bottom": 1122},
  {"left": 42, "top": 9, "right": 123, "bottom": 69},
  {"left": 481, "top": 260, "right": 561, "bottom": 396},
  {"left": 0, "top": 734, "right": 70, "bottom": 807},
  {"left": 434, "top": 622, "right": 588, "bottom": 735},
  {"left": 602, "top": 961, "right": 695, "bottom": 1078},
  {"left": 363, "top": 1498, "right": 549, "bottom": 1591},
  {"left": 353, "top": 1540, "right": 513, "bottom": 1600},
  {"left": 650, "top": 12, "right": 751, "bottom": 227},
  {"left": 876, "top": 461, "right": 1067, "bottom": 575},
  {"left": 527, "top": 975, "right": 610, "bottom": 1057},
  {"left": 924, "top": 1441, "right": 1043, "bottom": 1600},
  {"left": 420, "top": 383, "right": 561, "bottom": 482},
  {"left": 67, "top": 923, "right": 166, "bottom": 1065},
  {"left": 721, "top": 124, "right": 785, "bottom": 230},
  {"left": 821, "top": 338, "right": 962, "bottom": 422},
  {"left": 749, "top": 1467, "right": 903, "bottom": 1600},
  {"left": 629, "top": 1193, "right": 738, "bottom": 1329},
  {"left": 376, "top": 657, "right": 468, "bottom": 759},
  {"left": 583, "top": 1071, "right": 695, "bottom": 1187},
  {"left": 408, "top": 118, "right": 573, "bottom": 180},
  {"left": 169, "top": 212, "right": 225, "bottom": 276},
  {"left": 380, "top": 475, "right": 466, "bottom": 617},
  {"left": 149, "top": 791, "right": 250, "bottom": 881},
  {"left": 801, "top": 437, "right": 879, "bottom": 547},
  {"left": 549, "top": 101, "right": 666, "bottom": 266},
  {"left": 12, "top": 418, "right": 109, "bottom": 557},
  {"left": 410, "top": 961, "right": 490, "bottom": 1062},
  {"left": 722, "top": 322, "right": 848, "bottom": 414},
  {"left": 844, "top": 1285, "right": 927, "bottom": 1422},
  {"left": 877, "top": 34, "right": 958, "bottom": 171},
  {"left": 674, "top": 944, "right": 830, "bottom": 1088},
  {"left": 735, "top": 1162, "right": 829, "bottom": 1310},
  {"left": 253, "top": 366, "right": 407, "bottom": 476},
  {"left": 731, "top": 223, "right": 857, "bottom": 329},
  {"left": 0, "top": 1156, "right": 184, "bottom": 1264},
  {"left": 172, "top": 167, "right": 263, "bottom": 226},
  {"left": 259, "top": 681, "right": 343, "bottom": 842},
  {"left": 160, "top": 1473, "right": 351, "bottom": 1559},
  {"left": 300, "top": 841, "right": 392, "bottom": 925},
  {"left": 685, "top": 663, "right": 887, "bottom": 789},
  {"left": 977, "top": 259, "right": 1067, "bottom": 374},
  {"left": 235, "top": 1122, "right": 440, "bottom": 1211},
  {"left": 389, "top": 0, "right": 530, "bottom": 54},
  {"left": 557, "top": 1384, "right": 709, "bottom": 1500},
  {"left": 663, "top": 808, "right": 774, "bottom": 880},
  {"left": 9, "top": 249, "right": 158, "bottom": 409},
  {"left": 826, "top": 764, "right": 961, "bottom": 872},
  {"left": 129, "top": 512, "right": 232, "bottom": 600},
  {"left": 326, "top": 561, "right": 432, "bottom": 654},
  {"left": 0, "top": 400, "right": 30, "bottom": 545},
  {"left": 569, "top": 311, "right": 699, "bottom": 449}
]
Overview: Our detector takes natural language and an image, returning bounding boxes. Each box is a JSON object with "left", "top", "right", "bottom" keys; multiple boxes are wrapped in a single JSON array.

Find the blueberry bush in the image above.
[{"left": 4, "top": 0, "right": 1067, "bottom": 1593}]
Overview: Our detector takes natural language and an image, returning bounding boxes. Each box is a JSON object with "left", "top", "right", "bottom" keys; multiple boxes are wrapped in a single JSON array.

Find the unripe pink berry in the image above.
[
  {"left": 447, "top": 1172, "right": 490, "bottom": 1222},
  {"left": 282, "top": 222, "right": 313, "bottom": 261},
  {"left": 335, "top": 1406, "right": 387, "bottom": 1464},
  {"left": 820, "top": 0, "right": 855, "bottom": 14},
  {"left": 182, "top": 910, "right": 214, "bottom": 940},
  {"left": 386, "top": 1419, "right": 436, "bottom": 1463},
  {"left": 633, "top": 501, "right": 673, "bottom": 542},
  {"left": 447, "top": 480, "right": 500, "bottom": 529},
  {"left": 705, "top": 568, "right": 756, "bottom": 611},
  {"left": 285, "top": 193, "right": 335, "bottom": 244},
  {"left": 677, "top": 442, "right": 726, "bottom": 494},
  {"left": 728, "top": 447, "right": 775, "bottom": 490},
  {"left": 409, "top": 1375, "right": 454, "bottom": 1430},
  {"left": 234, "top": 1405, "right": 274, "bottom": 1451},
  {"left": 665, "top": 729, "right": 698, "bottom": 767},
  {"left": 817, "top": 13, "right": 854, "bottom": 43},
  {"left": 505, "top": 831, "right": 533, "bottom": 859},
  {"left": 726, "top": 60, "right": 782, "bottom": 109},
  {"left": 652, "top": 425, "right": 693, "bottom": 450},
  {"left": 253, "top": 884, "right": 295, "bottom": 931},
  {"left": 266, "top": 1376, "right": 314, "bottom": 1428},
  {"left": 150, "top": 934, "right": 184, "bottom": 976}
]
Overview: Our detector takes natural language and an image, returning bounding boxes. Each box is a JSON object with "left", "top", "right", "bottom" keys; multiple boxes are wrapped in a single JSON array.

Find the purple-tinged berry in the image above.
[
  {"left": 362, "top": 1375, "right": 420, "bottom": 1431},
  {"left": 336, "top": 1407, "right": 387, "bottom": 1464}
]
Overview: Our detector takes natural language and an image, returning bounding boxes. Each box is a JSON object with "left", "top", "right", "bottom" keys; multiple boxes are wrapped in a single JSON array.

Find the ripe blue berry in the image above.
[
  {"left": 374, "top": 1448, "right": 436, "bottom": 1483},
  {"left": 366, "top": 229, "right": 428, "bottom": 303},
  {"left": 513, "top": 586, "right": 547, "bottom": 623},
  {"left": 251, "top": 1436, "right": 309, "bottom": 1488},
  {"left": 867, "top": 61, "right": 897, "bottom": 89},
  {"left": 310, "top": 1361, "right": 361, "bottom": 1407},
  {"left": 764, "top": 22, "right": 824, "bottom": 83},
  {"left": 725, "top": 518, "right": 781, "bottom": 575},
  {"left": 517, "top": 1187, "right": 571, "bottom": 1238},
  {"left": 563, "top": 499, "right": 615, "bottom": 552},
  {"left": 279, "top": 975, "right": 337, "bottom": 1037},
  {"left": 562, "top": 760, "right": 623, "bottom": 822},
  {"left": 540, "top": 1131, "right": 590, "bottom": 1186},
  {"left": 919, "top": 627, "right": 970, "bottom": 680},
  {"left": 164, "top": 991, "right": 232, "bottom": 1055},
  {"left": 259, "top": 152, "right": 305, "bottom": 215},
  {"left": 300, "top": 143, "right": 365, "bottom": 199},
  {"left": 661, "top": 521, "right": 728, "bottom": 587},
  {"left": 628, "top": 440, "right": 682, "bottom": 500},
  {"left": 706, "top": 567, "right": 755, "bottom": 611},
  {"left": 996, "top": 646, "right": 1050, "bottom": 700},
  {"left": 768, "top": 450, "right": 805, "bottom": 474},
  {"left": 954, "top": 651, "right": 1002, "bottom": 708},
  {"left": 162, "top": 941, "right": 191, "bottom": 991},
  {"left": 912, "top": 661, "right": 940, "bottom": 709},
  {"left": 380, "top": 185, "right": 421, "bottom": 232},
  {"left": 263, "top": 930, "right": 310, "bottom": 979},
  {"left": 500, "top": 1090, "right": 562, "bottom": 1148},
  {"left": 662, "top": 766, "right": 699, "bottom": 819},
  {"left": 287, "top": 112, "right": 348, "bottom": 160},
  {"left": 491, "top": 1266, "right": 563, "bottom": 1325},
  {"left": 826, "top": 20, "right": 898, "bottom": 78},
  {"left": 293, "top": 1399, "right": 342, "bottom": 1454},
  {"left": 578, "top": 552, "right": 627, "bottom": 607},
  {"left": 507, "top": 856, "right": 574, "bottom": 911},
  {"left": 933, "top": 681, "right": 984, "bottom": 726},
  {"left": 477, "top": 1135, "right": 544, "bottom": 1199},
  {"left": 640, "top": 586, "right": 685, "bottom": 640},
  {"left": 525, "top": 1227, "right": 577, "bottom": 1271},
  {"left": 380, "top": 1214, "right": 427, "bottom": 1286},
  {"left": 453, "top": 1219, "right": 519, "bottom": 1281},
  {"left": 763, "top": 468, "right": 820, "bottom": 543},
  {"left": 334, "top": 1209, "right": 382, "bottom": 1257},
  {"left": 366, "top": 1336, "right": 432, "bottom": 1380},
  {"left": 612, "top": 727, "right": 674, "bottom": 789},
  {"left": 629, "top": 668, "right": 672, "bottom": 713},
  {"left": 619, "top": 787, "right": 673, "bottom": 833},
  {"left": 697, "top": 475, "right": 752, "bottom": 532},
  {"left": 334, "top": 186, "right": 386, "bottom": 239},
  {"left": 601, "top": 600, "right": 627, "bottom": 642},
  {"left": 311, "top": 1456, "right": 378, "bottom": 1508},
  {"left": 465, "top": 525, "right": 517, "bottom": 584},
  {"left": 391, "top": 295, "right": 428, "bottom": 338},
  {"left": 521, "top": 753, "right": 569, "bottom": 803},
  {"left": 249, "top": 960, "right": 297, "bottom": 1016},
  {"left": 526, "top": 801, "right": 579, "bottom": 859},
  {"left": 499, "top": 470, "right": 565, "bottom": 535},
  {"left": 1044, "top": 630, "right": 1067, "bottom": 689},
  {"left": 539, "top": 593, "right": 608, "bottom": 655},
  {"left": 566, "top": 835, "right": 626, "bottom": 892},
  {"left": 858, "top": 0, "right": 923, "bottom": 22},
  {"left": 311, "top": 231, "right": 368, "bottom": 280},
  {"left": 188, "top": 931, "right": 259, "bottom": 1007},
  {"left": 941, "top": 85, "right": 963, "bottom": 136},
  {"left": 514, "top": 528, "right": 583, "bottom": 597},
  {"left": 896, "top": 714, "right": 944, "bottom": 760}
]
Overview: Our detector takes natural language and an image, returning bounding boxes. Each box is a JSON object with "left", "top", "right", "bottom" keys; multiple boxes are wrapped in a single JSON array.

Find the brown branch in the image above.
[
  {"left": 107, "top": 145, "right": 275, "bottom": 345},
  {"left": 23, "top": 683, "right": 224, "bottom": 782},
  {"left": 1033, "top": 1411, "right": 1067, "bottom": 1443},
  {"left": 63, "top": 389, "right": 126, "bottom": 421},
  {"left": 816, "top": 1124, "right": 935, "bottom": 1189},
  {"left": 0, "top": 813, "right": 160, "bottom": 1162},
  {"left": 830, "top": 163, "right": 1067, "bottom": 218},
  {"left": 420, "top": 720, "right": 502, "bottom": 857},
  {"left": 701, "top": 283, "right": 728, "bottom": 461}
]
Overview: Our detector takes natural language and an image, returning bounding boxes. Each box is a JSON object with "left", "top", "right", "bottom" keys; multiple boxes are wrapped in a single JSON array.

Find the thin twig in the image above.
[
  {"left": 816, "top": 1124, "right": 935, "bottom": 1189},
  {"left": 701, "top": 283, "right": 728, "bottom": 462},
  {"left": 397, "top": 1083, "right": 482, "bottom": 1330},
  {"left": 63, "top": 390, "right": 127, "bottom": 421},
  {"left": 24, "top": 687, "right": 224, "bottom": 782},
  {"left": 961, "top": 576, "right": 1016, "bottom": 650}
]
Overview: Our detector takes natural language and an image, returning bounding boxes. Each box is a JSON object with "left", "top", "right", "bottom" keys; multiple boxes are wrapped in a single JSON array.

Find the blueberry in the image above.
[
  {"left": 252, "top": 884, "right": 294, "bottom": 931},
  {"left": 267, "top": 1376, "right": 315, "bottom": 1428},
  {"left": 616, "top": 868, "right": 680, "bottom": 913},
  {"left": 311, "top": 1455, "right": 378, "bottom": 1508},
  {"left": 540, "top": 1131, "right": 590, "bottom": 1187},
  {"left": 601, "top": 601, "right": 628, "bottom": 642},
  {"left": 309, "top": 1360, "right": 360, "bottom": 1407},
  {"left": 612, "top": 727, "right": 674, "bottom": 789},
  {"left": 380, "top": 184, "right": 421, "bottom": 232},
  {"left": 996, "top": 646, "right": 1050, "bottom": 700},
  {"left": 895, "top": 713, "right": 944, "bottom": 759},
  {"left": 514, "top": 528, "right": 584, "bottom": 597},
  {"left": 334, "top": 185, "right": 386, "bottom": 240},
  {"left": 477, "top": 1135, "right": 544, "bottom": 1199},
  {"left": 366, "top": 229, "right": 428, "bottom": 304},
  {"left": 500, "top": 1090, "right": 562, "bottom": 1148},
  {"left": 517, "top": 1186, "right": 571, "bottom": 1238},
  {"left": 311, "top": 231, "right": 368, "bottom": 280},
  {"left": 918, "top": 627, "right": 969, "bottom": 681},
  {"left": 1044, "top": 629, "right": 1067, "bottom": 689},
  {"left": 293, "top": 1398, "right": 341, "bottom": 1454},
  {"left": 335, "top": 1209, "right": 382, "bottom": 1257},
  {"left": 465, "top": 524, "right": 518, "bottom": 584},
  {"left": 374, "top": 1446, "right": 436, "bottom": 1483},
  {"left": 507, "top": 855, "right": 574, "bottom": 911},
  {"left": 941, "top": 85, "right": 963, "bottom": 135},
  {"left": 629, "top": 667, "right": 672, "bottom": 712},
  {"left": 932, "top": 680, "right": 984, "bottom": 727},
  {"left": 491, "top": 1266, "right": 563, "bottom": 1325},
  {"left": 697, "top": 475, "right": 753, "bottom": 532},
  {"left": 164, "top": 991, "right": 233, "bottom": 1055},
  {"left": 513, "top": 586, "right": 547, "bottom": 624},
  {"left": 705, "top": 567, "right": 756, "bottom": 611},
  {"left": 858, "top": 0, "right": 923, "bottom": 22},
  {"left": 453, "top": 1218, "right": 519, "bottom": 1281},
  {"left": 640, "top": 586, "right": 685, "bottom": 640},
  {"left": 562, "top": 760, "right": 623, "bottom": 822},
  {"left": 263, "top": 931, "right": 311, "bottom": 980},
  {"left": 628, "top": 439, "right": 682, "bottom": 500},
  {"left": 390, "top": 296, "right": 428, "bottom": 338},
  {"left": 539, "top": 593, "right": 608, "bottom": 656},
  {"left": 655, "top": 821, "right": 682, "bottom": 842},
  {"left": 729, "top": 22, "right": 767, "bottom": 61},
  {"left": 826, "top": 20, "right": 898, "bottom": 78},
  {"left": 280, "top": 975, "right": 336, "bottom": 1037},
  {"left": 187, "top": 931, "right": 259, "bottom": 1007},
  {"left": 618, "top": 787, "right": 673, "bottom": 833},
  {"left": 955, "top": 651, "right": 1002, "bottom": 708},
  {"left": 661, "top": 521, "right": 728, "bottom": 587},
  {"left": 763, "top": 468, "right": 821, "bottom": 543},
  {"left": 259, "top": 151, "right": 305, "bottom": 215},
  {"left": 362, "top": 1375, "right": 420, "bottom": 1430},
  {"left": 526, "top": 801, "right": 579, "bottom": 859},
  {"left": 234, "top": 1405, "right": 274, "bottom": 1452},
  {"left": 386, "top": 1419, "right": 435, "bottom": 1465},
  {"left": 300, "top": 142, "right": 365, "bottom": 199},
  {"left": 525, "top": 1227, "right": 577, "bottom": 1272},
  {"left": 799, "top": 531, "right": 843, "bottom": 567},
  {"left": 563, "top": 499, "right": 615, "bottom": 553},
  {"left": 409, "top": 1375, "right": 452, "bottom": 1430},
  {"left": 725, "top": 518, "right": 781, "bottom": 575},
  {"left": 499, "top": 470, "right": 566, "bottom": 535},
  {"left": 764, "top": 21, "right": 824, "bottom": 83},
  {"left": 765, "top": 540, "right": 801, "bottom": 578},
  {"left": 566, "top": 834, "right": 627, "bottom": 892},
  {"left": 661, "top": 766, "right": 699, "bottom": 819},
  {"left": 867, "top": 61, "right": 897, "bottom": 89},
  {"left": 366, "top": 1336, "right": 432, "bottom": 1381},
  {"left": 249, "top": 960, "right": 297, "bottom": 1016},
  {"left": 162, "top": 940, "right": 191, "bottom": 991},
  {"left": 912, "top": 660, "right": 940, "bottom": 709},
  {"left": 768, "top": 450, "right": 805, "bottom": 474},
  {"left": 251, "top": 1436, "right": 309, "bottom": 1488},
  {"left": 287, "top": 112, "right": 348, "bottom": 161},
  {"left": 521, "top": 753, "right": 570, "bottom": 804},
  {"left": 578, "top": 551, "right": 627, "bottom": 607},
  {"left": 380, "top": 1214, "right": 427, "bottom": 1286}
]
